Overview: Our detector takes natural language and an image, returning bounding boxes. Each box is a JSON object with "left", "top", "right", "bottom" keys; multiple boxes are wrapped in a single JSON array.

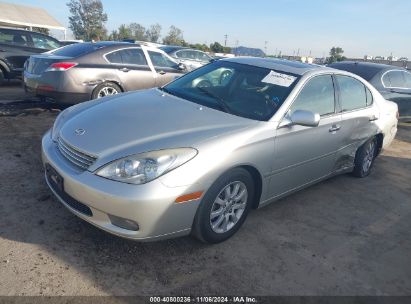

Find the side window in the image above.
[
  {"left": 404, "top": 72, "right": 411, "bottom": 88},
  {"left": 196, "top": 51, "right": 211, "bottom": 62},
  {"left": 31, "top": 34, "right": 60, "bottom": 50},
  {"left": 148, "top": 51, "right": 176, "bottom": 68},
  {"left": 106, "top": 50, "right": 123, "bottom": 64},
  {"left": 176, "top": 50, "right": 187, "bottom": 59},
  {"left": 336, "top": 75, "right": 367, "bottom": 111},
  {"left": 383, "top": 71, "right": 406, "bottom": 88},
  {"left": 289, "top": 75, "right": 335, "bottom": 116},
  {"left": 365, "top": 86, "right": 373, "bottom": 106},
  {"left": 119, "top": 48, "right": 147, "bottom": 66},
  {"left": 0, "top": 30, "right": 29, "bottom": 46}
]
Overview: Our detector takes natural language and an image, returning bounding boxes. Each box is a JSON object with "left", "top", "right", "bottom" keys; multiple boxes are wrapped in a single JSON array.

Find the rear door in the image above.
[
  {"left": 146, "top": 50, "right": 184, "bottom": 86},
  {"left": 335, "top": 74, "right": 380, "bottom": 164},
  {"left": 269, "top": 74, "right": 343, "bottom": 197},
  {"left": 105, "top": 47, "right": 155, "bottom": 91}
]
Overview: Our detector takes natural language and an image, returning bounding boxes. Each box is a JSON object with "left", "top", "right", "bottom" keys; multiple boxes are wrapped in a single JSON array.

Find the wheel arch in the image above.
[
  {"left": 375, "top": 133, "right": 384, "bottom": 156},
  {"left": 237, "top": 165, "right": 263, "bottom": 209}
]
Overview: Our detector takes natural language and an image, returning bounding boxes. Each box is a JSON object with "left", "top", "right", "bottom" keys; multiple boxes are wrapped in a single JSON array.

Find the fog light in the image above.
[{"left": 108, "top": 214, "right": 139, "bottom": 231}]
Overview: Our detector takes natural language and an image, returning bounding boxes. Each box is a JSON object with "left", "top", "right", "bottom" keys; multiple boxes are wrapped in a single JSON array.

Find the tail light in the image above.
[{"left": 46, "top": 62, "right": 78, "bottom": 72}]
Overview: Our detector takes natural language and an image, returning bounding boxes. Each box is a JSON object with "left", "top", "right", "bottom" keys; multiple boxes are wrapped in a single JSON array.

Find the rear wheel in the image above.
[
  {"left": 352, "top": 137, "right": 377, "bottom": 178},
  {"left": 0, "top": 68, "right": 5, "bottom": 86},
  {"left": 192, "top": 168, "right": 254, "bottom": 243},
  {"left": 92, "top": 82, "right": 121, "bottom": 99}
]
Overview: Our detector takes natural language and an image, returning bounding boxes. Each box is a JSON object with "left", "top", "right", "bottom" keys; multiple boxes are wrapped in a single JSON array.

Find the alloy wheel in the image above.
[
  {"left": 209, "top": 181, "right": 248, "bottom": 234},
  {"left": 97, "top": 86, "right": 119, "bottom": 98},
  {"left": 362, "top": 140, "right": 376, "bottom": 173}
]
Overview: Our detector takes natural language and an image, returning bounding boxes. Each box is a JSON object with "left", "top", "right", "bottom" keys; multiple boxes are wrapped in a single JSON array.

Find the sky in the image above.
[{"left": 11, "top": 0, "right": 411, "bottom": 58}]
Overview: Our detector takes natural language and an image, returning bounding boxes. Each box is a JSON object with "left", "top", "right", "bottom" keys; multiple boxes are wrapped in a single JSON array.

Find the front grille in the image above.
[{"left": 57, "top": 137, "right": 97, "bottom": 170}]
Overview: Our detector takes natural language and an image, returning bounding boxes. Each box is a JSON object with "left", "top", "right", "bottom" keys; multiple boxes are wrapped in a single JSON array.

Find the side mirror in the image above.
[
  {"left": 209, "top": 58, "right": 216, "bottom": 63},
  {"left": 279, "top": 110, "right": 320, "bottom": 128},
  {"left": 177, "top": 63, "right": 186, "bottom": 71}
]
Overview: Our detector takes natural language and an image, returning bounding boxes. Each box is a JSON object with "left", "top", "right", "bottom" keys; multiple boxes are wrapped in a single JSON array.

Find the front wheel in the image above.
[
  {"left": 192, "top": 168, "right": 254, "bottom": 243},
  {"left": 352, "top": 137, "right": 378, "bottom": 178}
]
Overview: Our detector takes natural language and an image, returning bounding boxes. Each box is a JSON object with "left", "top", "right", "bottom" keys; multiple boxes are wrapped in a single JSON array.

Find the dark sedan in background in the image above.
[
  {"left": 23, "top": 42, "right": 186, "bottom": 104},
  {"left": 0, "top": 27, "right": 61, "bottom": 83},
  {"left": 329, "top": 61, "right": 411, "bottom": 120}
]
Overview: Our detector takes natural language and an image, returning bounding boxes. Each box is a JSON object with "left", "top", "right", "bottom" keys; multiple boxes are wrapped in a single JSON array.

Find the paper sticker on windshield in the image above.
[{"left": 261, "top": 71, "right": 297, "bottom": 87}]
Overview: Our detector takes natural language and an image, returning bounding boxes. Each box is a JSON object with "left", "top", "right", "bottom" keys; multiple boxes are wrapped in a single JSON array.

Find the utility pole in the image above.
[
  {"left": 224, "top": 34, "right": 228, "bottom": 47},
  {"left": 264, "top": 41, "right": 268, "bottom": 56}
]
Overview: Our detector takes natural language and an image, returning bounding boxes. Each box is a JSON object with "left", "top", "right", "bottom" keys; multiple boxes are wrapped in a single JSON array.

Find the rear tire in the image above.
[
  {"left": 0, "top": 68, "right": 5, "bottom": 86},
  {"left": 92, "top": 82, "right": 121, "bottom": 100},
  {"left": 192, "top": 168, "right": 254, "bottom": 243},
  {"left": 352, "top": 137, "right": 378, "bottom": 178}
]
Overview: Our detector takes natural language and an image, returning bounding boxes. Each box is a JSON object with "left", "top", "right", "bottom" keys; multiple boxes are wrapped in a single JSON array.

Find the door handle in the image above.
[
  {"left": 369, "top": 115, "right": 378, "bottom": 122},
  {"left": 119, "top": 67, "right": 130, "bottom": 72},
  {"left": 158, "top": 71, "right": 166, "bottom": 75},
  {"left": 329, "top": 125, "right": 341, "bottom": 132}
]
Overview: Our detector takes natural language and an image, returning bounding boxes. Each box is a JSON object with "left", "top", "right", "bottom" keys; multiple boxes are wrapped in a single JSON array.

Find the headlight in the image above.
[{"left": 95, "top": 148, "right": 197, "bottom": 184}]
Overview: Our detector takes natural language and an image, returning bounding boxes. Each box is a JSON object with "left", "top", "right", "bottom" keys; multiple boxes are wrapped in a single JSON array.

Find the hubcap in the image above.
[
  {"left": 362, "top": 140, "right": 376, "bottom": 172},
  {"left": 97, "top": 86, "right": 118, "bottom": 98},
  {"left": 210, "top": 181, "right": 248, "bottom": 234}
]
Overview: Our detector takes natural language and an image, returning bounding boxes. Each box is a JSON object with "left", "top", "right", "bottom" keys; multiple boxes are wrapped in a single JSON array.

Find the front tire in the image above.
[
  {"left": 352, "top": 137, "right": 378, "bottom": 178},
  {"left": 92, "top": 82, "right": 121, "bottom": 100},
  {"left": 192, "top": 168, "right": 254, "bottom": 243}
]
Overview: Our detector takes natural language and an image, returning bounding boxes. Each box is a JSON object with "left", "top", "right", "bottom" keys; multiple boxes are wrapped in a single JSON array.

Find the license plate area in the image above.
[{"left": 45, "top": 163, "right": 64, "bottom": 192}]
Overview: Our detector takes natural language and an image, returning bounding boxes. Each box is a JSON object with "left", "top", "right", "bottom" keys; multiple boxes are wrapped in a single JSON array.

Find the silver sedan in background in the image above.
[{"left": 42, "top": 57, "right": 398, "bottom": 243}]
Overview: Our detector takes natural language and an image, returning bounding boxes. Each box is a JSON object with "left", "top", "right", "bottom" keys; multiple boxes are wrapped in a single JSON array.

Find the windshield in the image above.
[{"left": 164, "top": 61, "right": 299, "bottom": 121}]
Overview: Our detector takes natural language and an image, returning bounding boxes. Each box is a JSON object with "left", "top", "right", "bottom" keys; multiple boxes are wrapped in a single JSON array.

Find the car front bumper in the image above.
[{"left": 41, "top": 130, "right": 203, "bottom": 241}]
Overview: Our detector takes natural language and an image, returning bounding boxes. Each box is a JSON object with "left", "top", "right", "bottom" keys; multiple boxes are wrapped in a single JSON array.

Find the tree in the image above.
[
  {"left": 210, "top": 42, "right": 224, "bottom": 53},
  {"left": 327, "top": 46, "right": 346, "bottom": 63},
  {"left": 67, "top": 0, "right": 108, "bottom": 41},
  {"left": 145, "top": 23, "right": 161, "bottom": 43},
  {"left": 117, "top": 24, "right": 132, "bottom": 40},
  {"left": 162, "top": 25, "right": 184, "bottom": 45},
  {"left": 129, "top": 23, "right": 147, "bottom": 41}
]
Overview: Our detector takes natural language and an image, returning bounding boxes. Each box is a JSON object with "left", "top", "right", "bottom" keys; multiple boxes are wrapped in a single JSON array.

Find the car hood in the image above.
[{"left": 59, "top": 89, "right": 255, "bottom": 168}]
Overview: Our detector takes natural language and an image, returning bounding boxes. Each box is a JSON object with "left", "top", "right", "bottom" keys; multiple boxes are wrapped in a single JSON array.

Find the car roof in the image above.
[
  {"left": 224, "top": 57, "right": 328, "bottom": 76},
  {"left": 159, "top": 45, "right": 189, "bottom": 53},
  {"left": 328, "top": 61, "right": 406, "bottom": 81}
]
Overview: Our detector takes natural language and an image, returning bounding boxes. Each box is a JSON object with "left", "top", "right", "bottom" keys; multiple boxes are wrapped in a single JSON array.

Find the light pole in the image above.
[
  {"left": 224, "top": 34, "right": 228, "bottom": 47},
  {"left": 264, "top": 41, "right": 268, "bottom": 56}
]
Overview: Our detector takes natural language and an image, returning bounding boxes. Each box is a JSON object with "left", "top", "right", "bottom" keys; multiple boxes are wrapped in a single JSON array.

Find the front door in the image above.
[
  {"left": 147, "top": 50, "right": 184, "bottom": 86},
  {"left": 268, "top": 74, "right": 343, "bottom": 198}
]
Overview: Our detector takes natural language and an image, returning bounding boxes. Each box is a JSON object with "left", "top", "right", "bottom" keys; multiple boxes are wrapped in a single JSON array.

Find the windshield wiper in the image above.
[{"left": 196, "top": 87, "right": 233, "bottom": 114}]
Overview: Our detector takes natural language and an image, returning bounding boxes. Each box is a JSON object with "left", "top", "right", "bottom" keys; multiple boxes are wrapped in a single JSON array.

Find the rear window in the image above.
[
  {"left": 329, "top": 63, "right": 381, "bottom": 81},
  {"left": 52, "top": 43, "right": 106, "bottom": 57}
]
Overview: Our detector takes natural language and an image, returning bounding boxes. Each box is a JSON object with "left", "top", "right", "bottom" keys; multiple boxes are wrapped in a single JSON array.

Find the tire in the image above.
[
  {"left": 92, "top": 82, "right": 121, "bottom": 100},
  {"left": 352, "top": 137, "right": 378, "bottom": 178},
  {"left": 192, "top": 168, "right": 254, "bottom": 243},
  {"left": 0, "top": 68, "right": 4, "bottom": 86}
]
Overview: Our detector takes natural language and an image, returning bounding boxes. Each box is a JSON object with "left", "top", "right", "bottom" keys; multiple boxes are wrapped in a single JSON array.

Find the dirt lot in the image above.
[{"left": 0, "top": 84, "right": 410, "bottom": 296}]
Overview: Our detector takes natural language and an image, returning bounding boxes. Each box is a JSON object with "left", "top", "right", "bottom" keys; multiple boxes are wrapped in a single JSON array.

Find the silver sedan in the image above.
[{"left": 42, "top": 57, "right": 398, "bottom": 243}]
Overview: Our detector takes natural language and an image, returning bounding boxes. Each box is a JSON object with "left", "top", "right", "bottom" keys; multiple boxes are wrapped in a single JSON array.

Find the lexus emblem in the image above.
[{"left": 74, "top": 128, "right": 85, "bottom": 136}]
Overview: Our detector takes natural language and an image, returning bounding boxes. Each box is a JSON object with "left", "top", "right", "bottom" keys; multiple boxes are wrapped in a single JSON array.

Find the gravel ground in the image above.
[{"left": 0, "top": 85, "right": 410, "bottom": 296}]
